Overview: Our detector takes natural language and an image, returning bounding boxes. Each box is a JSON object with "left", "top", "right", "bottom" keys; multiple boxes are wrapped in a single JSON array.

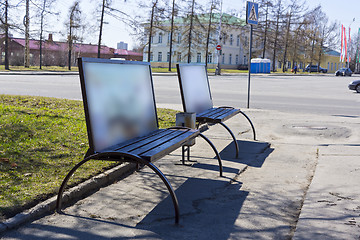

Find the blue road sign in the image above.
[{"left": 246, "top": 1, "right": 258, "bottom": 25}]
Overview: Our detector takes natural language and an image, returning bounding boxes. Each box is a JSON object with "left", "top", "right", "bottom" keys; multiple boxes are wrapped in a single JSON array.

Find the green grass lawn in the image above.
[{"left": 0, "top": 95, "right": 177, "bottom": 220}]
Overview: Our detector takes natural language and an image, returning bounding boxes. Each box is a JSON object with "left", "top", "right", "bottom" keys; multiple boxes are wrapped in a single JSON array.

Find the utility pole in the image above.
[{"left": 24, "top": 0, "right": 30, "bottom": 68}]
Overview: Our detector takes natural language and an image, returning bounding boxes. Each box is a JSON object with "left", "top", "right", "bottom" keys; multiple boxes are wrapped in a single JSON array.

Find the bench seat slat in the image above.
[
  {"left": 140, "top": 129, "right": 198, "bottom": 161},
  {"left": 197, "top": 108, "right": 224, "bottom": 118},
  {"left": 115, "top": 129, "right": 175, "bottom": 152},
  {"left": 129, "top": 129, "right": 188, "bottom": 156},
  {"left": 214, "top": 109, "right": 240, "bottom": 122},
  {"left": 197, "top": 107, "right": 240, "bottom": 123},
  {"left": 210, "top": 108, "right": 232, "bottom": 119},
  {"left": 197, "top": 108, "right": 219, "bottom": 117},
  {"left": 102, "top": 129, "right": 168, "bottom": 152}
]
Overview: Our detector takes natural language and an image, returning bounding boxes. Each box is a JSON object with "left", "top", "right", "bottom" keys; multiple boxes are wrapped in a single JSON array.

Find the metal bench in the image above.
[
  {"left": 176, "top": 63, "right": 256, "bottom": 160},
  {"left": 56, "top": 58, "right": 221, "bottom": 224}
]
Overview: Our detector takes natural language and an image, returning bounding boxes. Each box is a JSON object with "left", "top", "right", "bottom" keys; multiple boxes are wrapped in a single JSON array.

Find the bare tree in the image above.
[
  {"left": 24, "top": 0, "right": 30, "bottom": 67},
  {"left": 269, "top": 0, "right": 285, "bottom": 72},
  {"left": 258, "top": 0, "right": 272, "bottom": 59},
  {"left": 281, "top": 1, "right": 306, "bottom": 72},
  {"left": 0, "top": 0, "right": 10, "bottom": 70},
  {"left": 168, "top": 0, "right": 176, "bottom": 71},
  {"left": 67, "top": 1, "right": 82, "bottom": 70},
  {"left": 204, "top": 0, "right": 219, "bottom": 68},
  {"left": 32, "top": 0, "right": 58, "bottom": 69}
]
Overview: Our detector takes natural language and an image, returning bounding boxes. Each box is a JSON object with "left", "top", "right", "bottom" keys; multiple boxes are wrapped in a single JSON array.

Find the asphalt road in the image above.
[{"left": 0, "top": 73, "right": 359, "bottom": 116}]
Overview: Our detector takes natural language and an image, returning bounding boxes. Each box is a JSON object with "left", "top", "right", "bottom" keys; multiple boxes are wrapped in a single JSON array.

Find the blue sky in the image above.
[{"left": 22, "top": 0, "right": 360, "bottom": 50}]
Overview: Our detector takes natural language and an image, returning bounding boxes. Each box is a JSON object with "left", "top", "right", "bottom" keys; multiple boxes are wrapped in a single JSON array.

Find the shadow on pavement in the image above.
[
  {"left": 137, "top": 177, "right": 249, "bottom": 240},
  {"left": 220, "top": 140, "right": 273, "bottom": 168}
]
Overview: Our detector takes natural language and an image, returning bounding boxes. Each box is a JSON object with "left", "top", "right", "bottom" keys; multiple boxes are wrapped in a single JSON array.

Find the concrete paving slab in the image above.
[
  {"left": 1, "top": 109, "right": 359, "bottom": 239},
  {"left": 293, "top": 146, "right": 360, "bottom": 240}
]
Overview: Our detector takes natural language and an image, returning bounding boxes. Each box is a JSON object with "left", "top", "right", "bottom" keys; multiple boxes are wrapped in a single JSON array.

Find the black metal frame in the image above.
[
  {"left": 57, "top": 58, "right": 224, "bottom": 224},
  {"left": 78, "top": 57, "right": 159, "bottom": 154},
  {"left": 177, "top": 64, "right": 257, "bottom": 160},
  {"left": 56, "top": 151, "right": 180, "bottom": 224}
]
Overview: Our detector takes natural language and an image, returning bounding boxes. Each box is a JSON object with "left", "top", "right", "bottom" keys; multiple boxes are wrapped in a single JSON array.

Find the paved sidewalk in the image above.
[{"left": 1, "top": 108, "right": 359, "bottom": 239}]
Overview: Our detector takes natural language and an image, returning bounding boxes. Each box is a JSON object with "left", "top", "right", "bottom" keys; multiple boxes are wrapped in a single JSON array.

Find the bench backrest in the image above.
[
  {"left": 78, "top": 58, "right": 158, "bottom": 153},
  {"left": 176, "top": 63, "right": 213, "bottom": 113}
]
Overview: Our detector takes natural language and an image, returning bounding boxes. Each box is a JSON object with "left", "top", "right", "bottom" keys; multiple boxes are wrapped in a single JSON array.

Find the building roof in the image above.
[{"left": 10, "top": 37, "right": 114, "bottom": 55}]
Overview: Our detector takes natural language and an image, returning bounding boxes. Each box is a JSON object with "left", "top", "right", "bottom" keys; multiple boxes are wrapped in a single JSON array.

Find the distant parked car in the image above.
[
  {"left": 348, "top": 80, "right": 360, "bottom": 93},
  {"left": 335, "top": 68, "right": 352, "bottom": 76},
  {"left": 304, "top": 64, "right": 328, "bottom": 73}
]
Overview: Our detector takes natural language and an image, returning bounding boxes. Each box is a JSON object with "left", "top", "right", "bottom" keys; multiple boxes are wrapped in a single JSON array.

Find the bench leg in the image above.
[
  {"left": 238, "top": 110, "right": 256, "bottom": 141},
  {"left": 56, "top": 152, "right": 180, "bottom": 224},
  {"left": 219, "top": 122, "right": 239, "bottom": 159},
  {"left": 56, "top": 158, "right": 91, "bottom": 211},
  {"left": 198, "top": 133, "right": 223, "bottom": 177},
  {"left": 145, "top": 162, "right": 180, "bottom": 224}
]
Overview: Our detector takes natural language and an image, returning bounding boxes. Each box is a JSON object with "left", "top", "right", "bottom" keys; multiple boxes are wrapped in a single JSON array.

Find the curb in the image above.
[
  {"left": 0, "top": 162, "right": 137, "bottom": 234},
  {"left": 0, "top": 71, "right": 79, "bottom": 76}
]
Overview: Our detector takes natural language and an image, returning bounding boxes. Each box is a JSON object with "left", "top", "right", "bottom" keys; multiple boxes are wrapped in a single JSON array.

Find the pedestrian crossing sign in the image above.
[{"left": 246, "top": 1, "right": 258, "bottom": 25}]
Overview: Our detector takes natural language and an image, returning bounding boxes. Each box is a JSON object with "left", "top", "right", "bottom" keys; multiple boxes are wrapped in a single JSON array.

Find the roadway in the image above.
[{"left": 0, "top": 73, "right": 359, "bottom": 116}]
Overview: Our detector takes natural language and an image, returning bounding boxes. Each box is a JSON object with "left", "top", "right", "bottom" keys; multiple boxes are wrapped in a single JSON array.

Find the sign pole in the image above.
[
  {"left": 247, "top": 24, "right": 253, "bottom": 109},
  {"left": 245, "top": 1, "right": 258, "bottom": 109}
]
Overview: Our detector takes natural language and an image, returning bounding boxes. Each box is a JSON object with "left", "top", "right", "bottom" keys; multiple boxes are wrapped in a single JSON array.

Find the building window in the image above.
[
  {"left": 158, "top": 52, "right": 162, "bottom": 62},
  {"left": 151, "top": 35, "right": 154, "bottom": 44},
  {"left": 335, "top": 63, "right": 337, "bottom": 70},
  {"left": 167, "top": 52, "right": 170, "bottom": 62},
  {"left": 177, "top": 53, "right": 181, "bottom": 62},
  {"left": 197, "top": 53, "right": 201, "bottom": 63},
  {"left": 287, "top": 62, "right": 291, "bottom": 69},
  {"left": 235, "top": 54, "right": 239, "bottom": 65},
  {"left": 222, "top": 53, "right": 225, "bottom": 64},
  {"left": 158, "top": 33, "right": 163, "bottom": 43},
  {"left": 331, "top": 62, "right": 333, "bottom": 71},
  {"left": 237, "top": 35, "right": 240, "bottom": 46},
  {"left": 207, "top": 53, "right": 213, "bottom": 63},
  {"left": 177, "top": 33, "right": 181, "bottom": 44},
  {"left": 229, "top": 54, "right": 232, "bottom": 64},
  {"left": 223, "top": 33, "right": 226, "bottom": 45},
  {"left": 150, "top": 52, "right": 153, "bottom": 62},
  {"left": 230, "top": 34, "right": 233, "bottom": 45},
  {"left": 244, "top": 55, "right": 247, "bottom": 65},
  {"left": 168, "top": 32, "right": 171, "bottom": 43}
]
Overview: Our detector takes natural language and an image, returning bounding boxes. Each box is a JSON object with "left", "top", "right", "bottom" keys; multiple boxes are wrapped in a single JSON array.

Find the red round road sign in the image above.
[{"left": 216, "top": 45, "right": 221, "bottom": 50}]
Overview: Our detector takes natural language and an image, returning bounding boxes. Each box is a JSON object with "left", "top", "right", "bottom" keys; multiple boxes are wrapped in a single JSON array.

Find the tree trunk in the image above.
[
  {"left": 68, "top": 19, "right": 72, "bottom": 70},
  {"left": 205, "top": 2, "right": 214, "bottom": 68},
  {"left": 187, "top": 0, "right": 195, "bottom": 63},
  {"left": 262, "top": 3, "right": 269, "bottom": 59},
  {"left": 147, "top": 1, "right": 157, "bottom": 62},
  {"left": 24, "top": 0, "right": 30, "bottom": 68},
  {"left": 39, "top": 0, "right": 46, "bottom": 69},
  {"left": 282, "top": 13, "right": 291, "bottom": 72},
  {"left": 4, "top": 0, "right": 9, "bottom": 70},
  {"left": 168, "top": 0, "right": 175, "bottom": 71},
  {"left": 98, "top": 0, "right": 106, "bottom": 58}
]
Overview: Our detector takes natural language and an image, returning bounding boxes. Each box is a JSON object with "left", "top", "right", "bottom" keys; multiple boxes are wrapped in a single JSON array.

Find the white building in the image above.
[{"left": 143, "top": 13, "right": 251, "bottom": 69}]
